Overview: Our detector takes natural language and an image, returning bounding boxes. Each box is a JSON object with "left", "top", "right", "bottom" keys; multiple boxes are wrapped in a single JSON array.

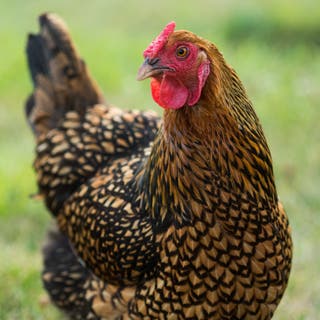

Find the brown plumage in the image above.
[{"left": 26, "top": 14, "right": 292, "bottom": 319}]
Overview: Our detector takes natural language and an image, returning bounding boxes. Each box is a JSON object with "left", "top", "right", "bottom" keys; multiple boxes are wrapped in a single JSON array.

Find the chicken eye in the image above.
[{"left": 176, "top": 46, "right": 189, "bottom": 59}]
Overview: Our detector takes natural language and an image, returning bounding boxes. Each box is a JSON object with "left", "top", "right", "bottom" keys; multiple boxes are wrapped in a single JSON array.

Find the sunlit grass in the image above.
[{"left": 0, "top": 1, "right": 319, "bottom": 318}]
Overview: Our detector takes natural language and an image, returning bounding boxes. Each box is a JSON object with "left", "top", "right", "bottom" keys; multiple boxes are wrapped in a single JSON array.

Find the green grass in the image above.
[{"left": 0, "top": 0, "right": 319, "bottom": 318}]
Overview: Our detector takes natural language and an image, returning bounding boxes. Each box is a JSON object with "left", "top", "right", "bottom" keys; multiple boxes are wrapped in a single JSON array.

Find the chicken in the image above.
[{"left": 26, "top": 14, "right": 292, "bottom": 319}]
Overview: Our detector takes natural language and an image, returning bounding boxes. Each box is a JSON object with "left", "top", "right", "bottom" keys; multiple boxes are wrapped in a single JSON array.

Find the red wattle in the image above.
[{"left": 151, "top": 76, "right": 188, "bottom": 110}]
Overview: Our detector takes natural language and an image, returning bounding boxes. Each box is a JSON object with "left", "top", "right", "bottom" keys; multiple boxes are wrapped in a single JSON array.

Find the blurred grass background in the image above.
[{"left": 0, "top": 0, "right": 319, "bottom": 319}]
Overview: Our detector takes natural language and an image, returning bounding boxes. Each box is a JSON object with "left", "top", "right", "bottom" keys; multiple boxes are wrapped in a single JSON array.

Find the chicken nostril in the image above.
[{"left": 148, "top": 57, "right": 160, "bottom": 65}]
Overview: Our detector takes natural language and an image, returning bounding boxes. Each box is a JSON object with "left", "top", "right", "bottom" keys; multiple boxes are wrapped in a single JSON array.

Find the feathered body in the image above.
[{"left": 26, "top": 14, "right": 292, "bottom": 319}]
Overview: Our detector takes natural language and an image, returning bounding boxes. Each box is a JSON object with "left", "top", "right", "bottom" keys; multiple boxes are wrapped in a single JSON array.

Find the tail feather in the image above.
[
  {"left": 26, "top": 34, "right": 49, "bottom": 84},
  {"left": 26, "top": 13, "right": 105, "bottom": 138}
]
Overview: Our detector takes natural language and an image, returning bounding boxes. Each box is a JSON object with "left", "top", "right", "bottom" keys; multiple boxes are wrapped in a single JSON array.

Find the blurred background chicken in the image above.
[{"left": 24, "top": 13, "right": 292, "bottom": 319}]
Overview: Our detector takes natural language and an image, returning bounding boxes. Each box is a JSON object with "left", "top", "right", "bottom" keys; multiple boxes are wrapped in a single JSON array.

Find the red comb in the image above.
[{"left": 143, "top": 21, "right": 176, "bottom": 58}]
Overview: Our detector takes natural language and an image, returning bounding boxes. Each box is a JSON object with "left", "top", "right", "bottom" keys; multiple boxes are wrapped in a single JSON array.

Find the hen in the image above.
[{"left": 26, "top": 14, "right": 292, "bottom": 320}]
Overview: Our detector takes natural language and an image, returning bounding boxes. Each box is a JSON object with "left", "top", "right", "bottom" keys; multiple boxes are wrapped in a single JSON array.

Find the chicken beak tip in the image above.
[{"left": 137, "top": 59, "right": 151, "bottom": 81}]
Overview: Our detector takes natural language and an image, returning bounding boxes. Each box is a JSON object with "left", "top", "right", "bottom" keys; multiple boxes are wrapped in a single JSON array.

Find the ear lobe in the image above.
[
  {"left": 197, "top": 58, "right": 210, "bottom": 92},
  {"left": 187, "top": 54, "right": 210, "bottom": 106}
]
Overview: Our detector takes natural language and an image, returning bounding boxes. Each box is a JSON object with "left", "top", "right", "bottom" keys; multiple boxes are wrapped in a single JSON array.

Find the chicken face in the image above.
[{"left": 137, "top": 22, "right": 210, "bottom": 110}]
